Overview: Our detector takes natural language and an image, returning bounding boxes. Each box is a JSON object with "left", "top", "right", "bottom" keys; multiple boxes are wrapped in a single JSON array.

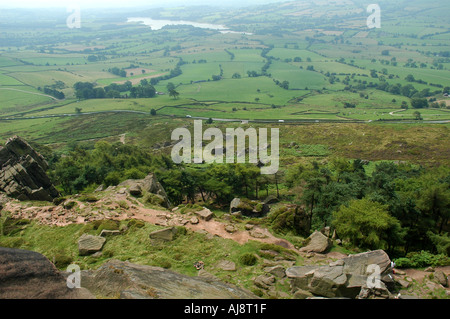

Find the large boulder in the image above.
[
  {"left": 119, "top": 173, "right": 171, "bottom": 208},
  {"left": 299, "top": 231, "right": 332, "bottom": 253},
  {"left": 0, "top": 136, "right": 59, "bottom": 201},
  {"left": 229, "top": 197, "right": 269, "bottom": 217},
  {"left": 0, "top": 247, "right": 93, "bottom": 299},
  {"left": 78, "top": 234, "right": 106, "bottom": 256},
  {"left": 286, "top": 250, "right": 394, "bottom": 298},
  {"left": 80, "top": 259, "right": 258, "bottom": 299},
  {"left": 149, "top": 227, "right": 178, "bottom": 241},
  {"left": 194, "top": 207, "right": 214, "bottom": 221}
]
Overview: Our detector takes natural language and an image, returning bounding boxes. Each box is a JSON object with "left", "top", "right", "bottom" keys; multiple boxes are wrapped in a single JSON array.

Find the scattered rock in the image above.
[
  {"left": 396, "top": 278, "right": 411, "bottom": 289},
  {"left": 264, "top": 265, "right": 286, "bottom": 278},
  {"left": 394, "top": 269, "right": 406, "bottom": 275},
  {"left": 249, "top": 229, "right": 268, "bottom": 239},
  {"left": 78, "top": 234, "right": 106, "bottom": 256},
  {"left": 100, "top": 230, "right": 121, "bottom": 237},
  {"left": 293, "top": 288, "right": 314, "bottom": 299},
  {"left": 217, "top": 260, "right": 236, "bottom": 271},
  {"left": 357, "top": 284, "right": 393, "bottom": 299},
  {"left": 225, "top": 225, "right": 238, "bottom": 233},
  {"left": 434, "top": 270, "right": 448, "bottom": 287},
  {"left": 190, "top": 216, "right": 199, "bottom": 225},
  {"left": 299, "top": 231, "right": 332, "bottom": 253},
  {"left": 231, "top": 211, "right": 242, "bottom": 218},
  {"left": 149, "top": 227, "right": 178, "bottom": 241},
  {"left": 254, "top": 275, "right": 275, "bottom": 290},
  {"left": 244, "top": 224, "right": 254, "bottom": 230},
  {"left": 326, "top": 251, "right": 347, "bottom": 260},
  {"left": 194, "top": 208, "right": 214, "bottom": 221}
]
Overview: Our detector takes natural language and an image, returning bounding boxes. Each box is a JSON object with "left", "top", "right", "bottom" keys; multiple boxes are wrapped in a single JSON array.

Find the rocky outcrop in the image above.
[
  {"left": 119, "top": 173, "right": 171, "bottom": 208},
  {"left": 229, "top": 197, "right": 270, "bottom": 217},
  {"left": 80, "top": 259, "right": 258, "bottom": 299},
  {"left": 0, "top": 247, "right": 94, "bottom": 299},
  {"left": 287, "top": 250, "right": 394, "bottom": 299},
  {"left": 0, "top": 136, "right": 58, "bottom": 202},
  {"left": 299, "top": 231, "right": 332, "bottom": 253}
]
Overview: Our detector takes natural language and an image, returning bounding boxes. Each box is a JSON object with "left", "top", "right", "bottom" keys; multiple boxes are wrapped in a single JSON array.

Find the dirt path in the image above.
[
  {"left": 403, "top": 266, "right": 450, "bottom": 281},
  {"left": 2, "top": 191, "right": 296, "bottom": 250}
]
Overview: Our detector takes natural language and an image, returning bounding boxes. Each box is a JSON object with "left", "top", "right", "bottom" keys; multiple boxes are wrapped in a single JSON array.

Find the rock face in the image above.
[
  {"left": 0, "top": 136, "right": 59, "bottom": 201},
  {"left": 0, "top": 247, "right": 93, "bottom": 299},
  {"left": 287, "top": 250, "right": 394, "bottom": 298},
  {"left": 80, "top": 259, "right": 258, "bottom": 299},
  {"left": 119, "top": 173, "right": 171, "bottom": 208},
  {"left": 299, "top": 231, "right": 332, "bottom": 253}
]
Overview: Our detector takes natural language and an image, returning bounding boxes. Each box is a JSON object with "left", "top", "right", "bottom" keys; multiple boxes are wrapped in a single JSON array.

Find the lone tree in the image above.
[
  {"left": 413, "top": 111, "right": 423, "bottom": 120},
  {"left": 169, "top": 89, "right": 180, "bottom": 100},
  {"left": 332, "top": 198, "right": 403, "bottom": 250}
]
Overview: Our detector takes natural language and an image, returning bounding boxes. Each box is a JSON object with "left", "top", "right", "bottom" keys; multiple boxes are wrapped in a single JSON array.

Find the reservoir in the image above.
[{"left": 127, "top": 17, "right": 252, "bottom": 34}]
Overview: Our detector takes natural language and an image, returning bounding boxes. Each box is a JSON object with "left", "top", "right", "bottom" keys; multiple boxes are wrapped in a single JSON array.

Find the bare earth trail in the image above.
[{"left": 1, "top": 190, "right": 295, "bottom": 250}]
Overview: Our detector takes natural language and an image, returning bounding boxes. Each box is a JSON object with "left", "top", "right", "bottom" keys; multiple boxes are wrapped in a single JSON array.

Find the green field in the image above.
[{"left": 0, "top": 0, "right": 448, "bottom": 139}]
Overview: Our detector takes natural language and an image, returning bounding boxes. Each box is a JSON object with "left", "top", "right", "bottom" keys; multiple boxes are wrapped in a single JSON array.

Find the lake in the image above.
[{"left": 127, "top": 17, "right": 252, "bottom": 35}]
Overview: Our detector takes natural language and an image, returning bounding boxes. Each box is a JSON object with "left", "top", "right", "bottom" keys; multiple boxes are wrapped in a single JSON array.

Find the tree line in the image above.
[
  {"left": 282, "top": 158, "right": 449, "bottom": 256},
  {"left": 73, "top": 80, "right": 156, "bottom": 100}
]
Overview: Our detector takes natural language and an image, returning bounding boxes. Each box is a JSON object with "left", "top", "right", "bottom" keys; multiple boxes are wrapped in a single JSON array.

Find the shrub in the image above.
[
  {"left": 0, "top": 236, "right": 26, "bottom": 248},
  {"left": 239, "top": 253, "right": 257, "bottom": 266},
  {"left": 0, "top": 216, "right": 31, "bottom": 236},
  {"left": 143, "top": 193, "right": 166, "bottom": 207},
  {"left": 394, "top": 251, "right": 450, "bottom": 268},
  {"left": 156, "top": 258, "right": 172, "bottom": 269},
  {"left": 53, "top": 254, "right": 73, "bottom": 269},
  {"left": 63, "top": 201, "right": 77, "bottom": 210},
  {"left": 53, "top": 197, "right": 67, "bottom": 205},
  {"left": 78, "top": 195, "right": 98, "bottom": 203},
  {"left": 93, "top": 220, "right": 120, "bottom": 235}
]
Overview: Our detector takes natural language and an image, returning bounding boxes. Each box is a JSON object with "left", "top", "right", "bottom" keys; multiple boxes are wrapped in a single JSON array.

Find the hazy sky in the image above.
[{"left": 0, "top": 0, "right": 289, "bottom": 9}]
